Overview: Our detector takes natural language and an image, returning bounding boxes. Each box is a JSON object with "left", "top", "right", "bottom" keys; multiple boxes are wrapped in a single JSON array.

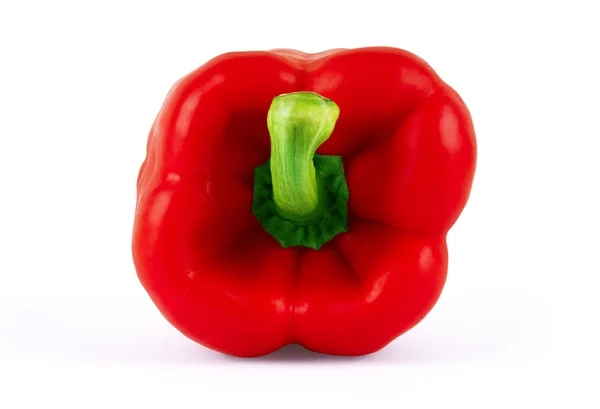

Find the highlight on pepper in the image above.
[{"left": 132, "top": 47, "right": 477, "bottom": 357}]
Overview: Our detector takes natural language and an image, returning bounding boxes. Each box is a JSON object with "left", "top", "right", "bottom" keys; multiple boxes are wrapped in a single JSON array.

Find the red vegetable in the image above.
[{"left": 132, "top": 47, "right": 477, "bottom": 357}]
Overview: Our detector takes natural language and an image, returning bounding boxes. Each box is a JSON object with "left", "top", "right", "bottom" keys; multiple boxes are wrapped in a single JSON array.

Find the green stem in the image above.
[{"left": 267, "top": 92, "right": 340, "bottom": 222}]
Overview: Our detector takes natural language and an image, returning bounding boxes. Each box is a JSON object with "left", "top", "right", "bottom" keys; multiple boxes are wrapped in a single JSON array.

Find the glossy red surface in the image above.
[{"left": 132, "top": 47, "right": 477, "bottom": 357}]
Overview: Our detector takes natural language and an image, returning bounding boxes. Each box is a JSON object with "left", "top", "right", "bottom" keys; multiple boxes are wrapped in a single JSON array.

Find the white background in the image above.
[{"left": 1, "top": 0, "right": 598, "bottom": 407}]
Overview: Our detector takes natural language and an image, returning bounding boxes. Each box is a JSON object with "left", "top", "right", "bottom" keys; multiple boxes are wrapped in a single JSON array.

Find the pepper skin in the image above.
[{"left": 132, "top": 47, "right": 477, "bottom": 357}]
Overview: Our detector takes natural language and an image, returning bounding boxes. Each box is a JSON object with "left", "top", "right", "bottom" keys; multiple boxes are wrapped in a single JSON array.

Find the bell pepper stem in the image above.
[{"left": 267, "top": 92, "right": 340, "bottom": 222}]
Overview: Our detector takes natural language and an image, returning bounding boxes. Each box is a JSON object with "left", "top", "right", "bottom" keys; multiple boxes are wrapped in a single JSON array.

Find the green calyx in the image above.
[
  {"left": 253, "top": 154, "right": 348, "bottom": 250},
  {"left": 252, "top": 92, "right": 349, "bottom": 250}
]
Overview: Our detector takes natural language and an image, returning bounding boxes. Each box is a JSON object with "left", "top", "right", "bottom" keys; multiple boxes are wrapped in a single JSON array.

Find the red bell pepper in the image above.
[{"left": 132, "top": 47, "right": 477, "bottom": 357}]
